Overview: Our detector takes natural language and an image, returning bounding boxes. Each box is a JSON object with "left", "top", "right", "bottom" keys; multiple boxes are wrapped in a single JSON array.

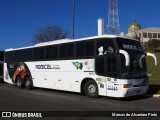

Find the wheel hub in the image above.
[
  {"left": 88, "top": 84, "right": 96, "bottom": 94},
  {"left": 25, "top": 81, "right": 30, "bottom": 87},
  {"left": 17, "top": 80, "right": 21, "bottom": 87}
]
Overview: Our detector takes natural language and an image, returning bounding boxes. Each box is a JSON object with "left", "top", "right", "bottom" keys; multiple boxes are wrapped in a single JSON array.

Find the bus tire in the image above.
[
  {"left": 25, "top": 77, "right": 33, "bottom": 90},
  {"left": 16, "top": 77, "right": 24, "bottom": 88},
  {"left": 83, "top": 80, "right": 98, "bottom": 98}
]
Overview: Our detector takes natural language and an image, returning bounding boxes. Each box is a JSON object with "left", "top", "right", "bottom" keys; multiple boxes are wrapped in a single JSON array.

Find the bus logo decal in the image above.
[
  {"left": 72, "top": 62, "right": 83, "bottom": 70},
  {"left": 7, "top": 62, "right": 32, "bottom": 83}
]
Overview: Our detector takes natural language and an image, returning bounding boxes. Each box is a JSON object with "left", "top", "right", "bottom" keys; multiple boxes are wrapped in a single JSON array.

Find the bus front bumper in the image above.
[{"left": 118, "top": 85, "right": 149, "bottom": 98}]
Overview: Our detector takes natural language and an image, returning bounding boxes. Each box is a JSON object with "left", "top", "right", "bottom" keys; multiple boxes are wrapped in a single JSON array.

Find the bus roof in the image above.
[{"left": 5, "top": 35, "right": 135, "bottom": 52}]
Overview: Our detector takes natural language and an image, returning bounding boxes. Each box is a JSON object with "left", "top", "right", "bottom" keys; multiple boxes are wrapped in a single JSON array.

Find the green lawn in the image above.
[{"left": 146, "top": 53, "right": 160, "bottom": 94}]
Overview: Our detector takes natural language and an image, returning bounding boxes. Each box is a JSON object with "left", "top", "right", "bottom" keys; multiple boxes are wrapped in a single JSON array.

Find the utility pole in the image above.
[
  {"left": 72, "top": 0, "right": 75, "bottom": 39},
  {"left": 108, "top": 0, "right": 120, "bottom": 35}
]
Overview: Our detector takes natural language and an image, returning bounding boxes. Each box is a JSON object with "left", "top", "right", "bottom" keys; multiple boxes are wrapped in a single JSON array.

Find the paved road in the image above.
[{"left": 0, "top": 83, "right": 159, "bottom": 120}]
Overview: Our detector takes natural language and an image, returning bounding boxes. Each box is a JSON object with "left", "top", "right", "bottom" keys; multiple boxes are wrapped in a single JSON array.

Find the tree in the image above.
[
  {"left": 33, "top": 25, "right": 68, "bottom": 43},
  {"left": 143, "top": 39, "right": 160, "bottom": 52}
]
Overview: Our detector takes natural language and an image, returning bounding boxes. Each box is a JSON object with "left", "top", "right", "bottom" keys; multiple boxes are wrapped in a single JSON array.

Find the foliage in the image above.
[
  {"left": 33, "top": 25, "right": 68, "bottom": 44},
  {"left": 143, "top": 39, "right": 160, "bottom": 52}
]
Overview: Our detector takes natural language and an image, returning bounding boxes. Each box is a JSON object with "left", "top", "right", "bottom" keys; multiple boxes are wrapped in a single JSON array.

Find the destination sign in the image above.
[{"left": 123, "top": 44, "right": 137, "bottom": 50}]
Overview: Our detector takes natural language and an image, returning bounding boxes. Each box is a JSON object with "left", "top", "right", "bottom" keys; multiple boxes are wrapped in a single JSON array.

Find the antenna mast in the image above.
[{"left": 108, "top": 0, "right": 120, "bottom": 35}]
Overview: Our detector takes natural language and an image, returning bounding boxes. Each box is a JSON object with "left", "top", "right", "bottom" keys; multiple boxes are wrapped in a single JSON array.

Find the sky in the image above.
[{"left": 0, "top": 0, "right": 160, "bottom": 50}]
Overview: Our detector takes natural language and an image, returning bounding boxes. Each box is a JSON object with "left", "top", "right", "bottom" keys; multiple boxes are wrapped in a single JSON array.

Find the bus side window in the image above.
[
  {"left": 33, "top": 48, "right": 39, "bottom": 60},
  {"left": 39, "top": 47, "right": 44, "bottom": 59},
  {"left": 23, "top": 49, "right": 27, "bottom": 61},
  {"left": 13, "top": 50, "right": 18, "bottom": 62},
  {"left": 28, "top": 49, "right": 33, "bottom": 61},
  {"left": 76, "top": 41, "right": 84, "bottom": 57},
  {"left": 95, "top": 57, "right": 105, "bottom": 75},
  {"left": 51, "top": 46, "right": 58, "bottom": 59},
  {"left": 59, "top": 44, "right": 66, "bottom": 58},
  {"left": 97, "top": 39, "right": 115, "bottom": 56},
  {"left": 67, "top": 43, "right": 74, "bottom": 58},
  {"left": 18, "top": 50, "right": 23, "bottom": 62},
  {"left": 45, "top": 46, "right": 52, "bottom": 59},
  {"left": 24, "top": 49, "right": 31, "bottom": 61},
  {"left": 85, "top": 40, "right": 94, "bottom": 57},
  {"left": 9, "top": 51, "right": 13, "bottom": 62}
]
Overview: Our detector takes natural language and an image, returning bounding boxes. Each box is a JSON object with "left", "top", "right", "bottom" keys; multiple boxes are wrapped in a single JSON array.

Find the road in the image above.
[{"left": 0, "top": 83, "right": 159, "bottom": 120}]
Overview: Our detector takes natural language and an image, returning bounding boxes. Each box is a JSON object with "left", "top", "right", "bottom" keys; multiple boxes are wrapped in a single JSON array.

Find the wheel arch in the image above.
[
  {"left": 24, "top": 75, "right": 33, "bottom": 90},
  {"left": 80, "top": 78, "right": 97, "bottom": 94},
  {"left": 15, "top": 74, "right": 30, "bottom": 83},
  {"left": 15, "top": 74, "right": 21, "bottom": 84},
  {"left": 24, "top": 75, "right": 31, "bottom": 81},
  {"left": 24, "top": 75, "right": 33, "bottom": 86}
]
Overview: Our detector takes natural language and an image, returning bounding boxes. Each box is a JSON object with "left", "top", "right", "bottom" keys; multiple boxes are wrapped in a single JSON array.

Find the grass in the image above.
[{"left": 146, "top": 53, "right": 160, "bottom": 94}]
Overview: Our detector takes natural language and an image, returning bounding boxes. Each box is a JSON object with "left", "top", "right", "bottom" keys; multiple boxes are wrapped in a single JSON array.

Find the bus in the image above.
[
  {"left": 0, "top": 51, "right": 4, "bottom": 83},
  {"left": 3, "top": 35, "right": 157, "bottom": 98}
]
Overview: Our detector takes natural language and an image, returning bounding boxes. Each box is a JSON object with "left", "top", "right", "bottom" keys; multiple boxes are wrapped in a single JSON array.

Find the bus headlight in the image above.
[{"left": 123, "top": 84, "right": 132, "bottom": 88}]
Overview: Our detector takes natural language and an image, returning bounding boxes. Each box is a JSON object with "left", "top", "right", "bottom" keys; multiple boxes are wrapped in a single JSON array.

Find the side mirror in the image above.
[
  {"left": 146, "top": 53, "right": 157, "bottom": 66},
  {"left": 139, "top": 55, "right": 145, "bottom": 68},
  {"left": 119, "top": 49, "right": 130, "bottom": 66}
]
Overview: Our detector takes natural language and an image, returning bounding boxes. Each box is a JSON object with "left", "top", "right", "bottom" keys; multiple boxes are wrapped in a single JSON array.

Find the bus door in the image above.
[
  {"left": 95, "top": 54, "right": 118, "bottom": 96},
  {"left": 105, "top": 54, "right": 119, "bottom": 97},
  {"left": 95, "top": 55, "right": 107, "bottom": 96}
]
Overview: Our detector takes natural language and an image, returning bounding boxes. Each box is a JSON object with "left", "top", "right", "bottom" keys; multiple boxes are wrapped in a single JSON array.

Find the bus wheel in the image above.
[
  {"left": 16, "top": 77, "right": 24, "bottom": 88},
  {"left": 25, "top": 77, "right": 33, "bottom": 90},
  {"left": 83, "top": 80, "right": 98, "bottom": 98}
]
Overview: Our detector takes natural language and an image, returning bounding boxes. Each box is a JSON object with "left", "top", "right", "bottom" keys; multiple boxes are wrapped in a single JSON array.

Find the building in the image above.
[
  {"left": 126, "top": 20, "right": 141, "bottom": 39},
  {"left": 128, "top": 20, "right": 141, "bottom": 36},
  {"left": 126, "top": 20, "right": 160, "bottom": 42},
  {"left": 138, "top": 28, "right": 160, "bottom": 42}
]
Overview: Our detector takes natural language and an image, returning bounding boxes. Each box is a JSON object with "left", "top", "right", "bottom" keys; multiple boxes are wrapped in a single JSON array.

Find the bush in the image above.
[{"left": 143, "top": 39, "right": 160, "bottom": 53}]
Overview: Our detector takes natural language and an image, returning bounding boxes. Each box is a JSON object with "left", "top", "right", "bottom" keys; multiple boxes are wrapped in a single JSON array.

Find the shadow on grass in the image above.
[{"left": 147, "top": 84, "right": 160, "bottom": 95}]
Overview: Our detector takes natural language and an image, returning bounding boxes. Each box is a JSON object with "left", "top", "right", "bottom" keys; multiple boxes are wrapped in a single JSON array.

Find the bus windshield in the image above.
[
  {"left": 116, "top": 38, "right": 147, "bottom": 79},
  {"left": 120, "top": 52, "right": 147, "bottom": 79}
]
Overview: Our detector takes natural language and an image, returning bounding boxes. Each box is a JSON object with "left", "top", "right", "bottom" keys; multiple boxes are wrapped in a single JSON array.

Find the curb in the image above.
[
  {"left": 153, "top": 94, "right": 160, "bottom": 97},
  {"left": 146, "top": 94, "right": 160, "bottom": 97}
]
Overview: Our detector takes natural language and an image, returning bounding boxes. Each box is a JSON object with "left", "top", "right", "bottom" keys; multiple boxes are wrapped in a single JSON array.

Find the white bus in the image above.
[{"left": 4, "top": 35, "right": 157, "bottom": 98}]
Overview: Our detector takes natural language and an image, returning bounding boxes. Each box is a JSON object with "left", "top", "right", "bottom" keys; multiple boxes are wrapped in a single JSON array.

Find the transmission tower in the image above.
[{"left": 107, "top": 0, "right": 120, "bottom": 35}]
